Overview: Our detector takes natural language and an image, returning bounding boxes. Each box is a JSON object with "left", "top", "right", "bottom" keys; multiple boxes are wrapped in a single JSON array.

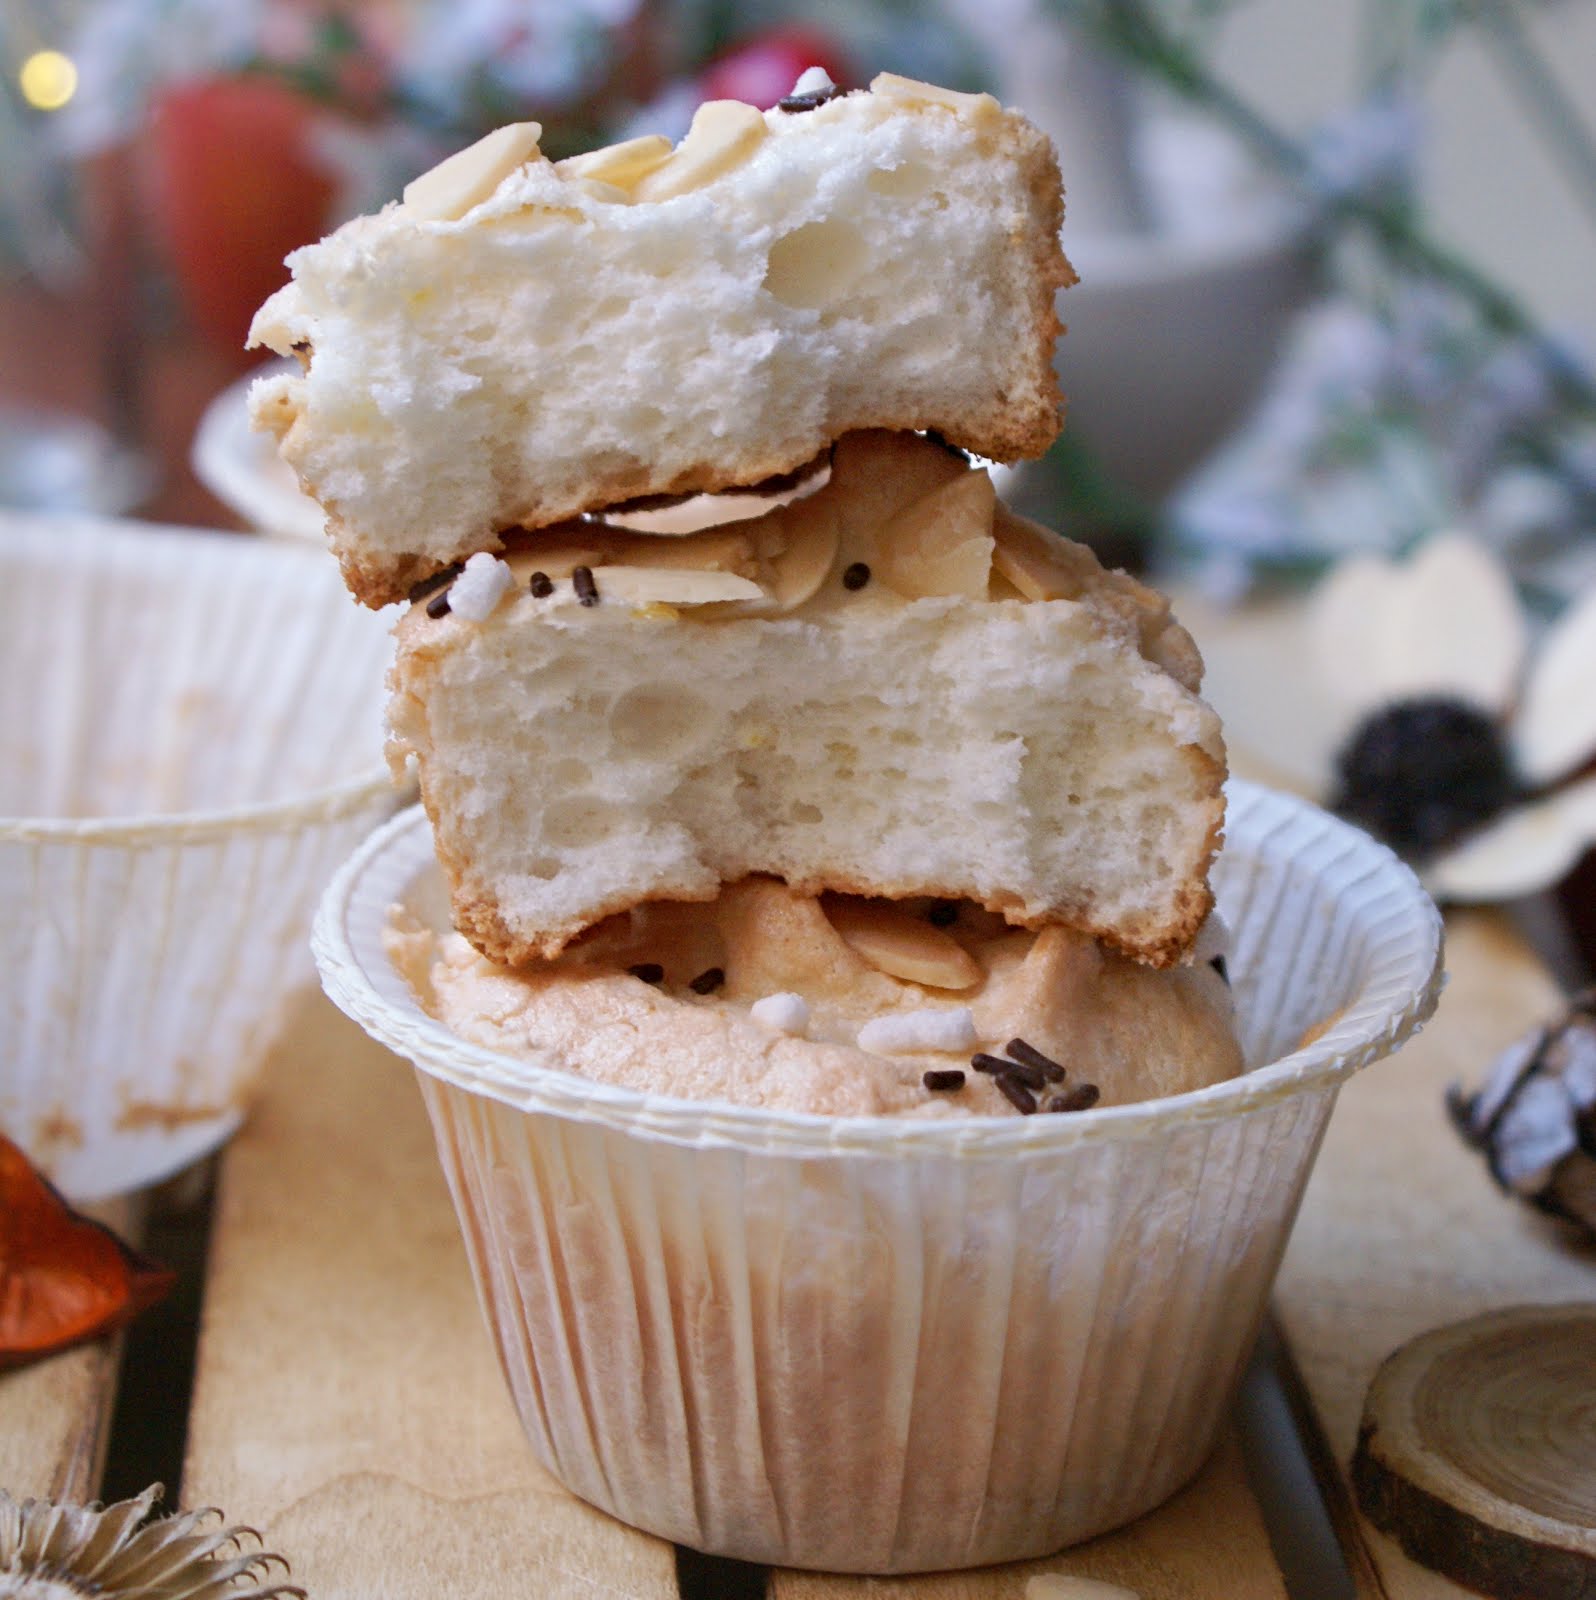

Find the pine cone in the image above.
[{"left": 1448, "top": 990, "right": 1596, "bottom": 1240}]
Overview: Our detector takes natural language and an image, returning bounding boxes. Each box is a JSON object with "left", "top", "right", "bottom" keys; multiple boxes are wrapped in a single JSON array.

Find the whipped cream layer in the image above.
[{"left": 390, "top": 879, "right": 1241, "bottom": 1118}]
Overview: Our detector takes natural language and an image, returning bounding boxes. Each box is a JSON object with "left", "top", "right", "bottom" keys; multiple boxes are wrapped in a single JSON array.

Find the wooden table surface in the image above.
[{"left": 4, "top": 904, "right": 1588, "bottom": 1598}]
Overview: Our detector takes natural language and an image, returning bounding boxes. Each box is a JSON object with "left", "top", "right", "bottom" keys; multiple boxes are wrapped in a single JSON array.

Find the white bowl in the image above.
[
  {"left": 0, "top": 512, "right": 397, "bottom": 1198},
  {"left": 314, "top": 781, "right": 1442, "bottom": 1572},
  {"left": 1059, "top": 206, "right": 1316, "bottom": 503}
]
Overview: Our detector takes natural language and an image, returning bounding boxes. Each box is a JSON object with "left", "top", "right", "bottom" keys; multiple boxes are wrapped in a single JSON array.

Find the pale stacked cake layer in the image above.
[
  {"left": 388, "top": 432, "right": 1226, "bottom": 970},
  {"left": 249, "top": 75, "right": 1074, "bottom": 607}
]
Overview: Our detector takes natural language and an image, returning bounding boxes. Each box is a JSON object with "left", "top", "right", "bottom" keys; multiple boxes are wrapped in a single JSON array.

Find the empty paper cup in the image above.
[{"left": 1, "top": 511, "right": 397, "bottom": 1199}]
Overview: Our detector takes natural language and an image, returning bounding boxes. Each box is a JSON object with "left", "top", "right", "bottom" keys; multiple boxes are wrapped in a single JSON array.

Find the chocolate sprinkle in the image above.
[
  {"left": 573, "top": 565, "right": 600, "bottom": 606},
  {"left": 970, "top": 1053, "right": 1012, "bottom": 1076},
  {"left": 628, "top": 962, "right": 665, "bottom": 984},
  {"left": 1001, "top": 1060, "right": 1047, "bottom": 1092},
  {"left": 842, "top": 562, "right": 871, "bottom": 591},
  {"left": 425, "top": 590, "right": 452, "bottom": 619},
  {"left": 529, "top": 571, "right": 554, "bottom": 598},
  {"left": 1210, "top": 954, "right": 1229, "bottom": 984},
  {"left": 688, "top": 967, "right": 725, "bottom": 995},
  {"left": 995, "top": 1072, "right": 1038, "bottom": 1115},
  {"left": 923, "top": 1068, "right": 966, "bottom": 1092},
  {"left": 1047, "top": 1083, "right": 1101, "bottom": 1114},
  {"left": 409, "top": 562, "right": 462, "bottom": 604},
  {"left": 927, "top": 900, "right": 959, "bottom": 927},
  {"left": 1004, "top": 1037, "right": 1067, "bottom": 1083},
  {"left": 778, "top": 83, "right": 842, "bottom": 113}
]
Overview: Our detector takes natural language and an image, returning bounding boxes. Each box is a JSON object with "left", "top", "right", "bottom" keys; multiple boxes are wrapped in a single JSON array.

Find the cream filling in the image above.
[{"left": 409, "top": 430, "right": 1202, "bottom": 698}]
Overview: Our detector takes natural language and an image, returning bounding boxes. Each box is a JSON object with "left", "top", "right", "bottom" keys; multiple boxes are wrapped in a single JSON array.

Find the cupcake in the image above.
[
  {"left": 315, "top": 782, "right": 1442, "bottom": 1571},
  {"left": 256, "top": 72, "right": 1442, "bottom": 1570}
]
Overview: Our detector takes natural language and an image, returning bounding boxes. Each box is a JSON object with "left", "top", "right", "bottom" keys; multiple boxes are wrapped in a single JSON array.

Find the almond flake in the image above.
[
  {"left": 604, "top": 529, "right": 758, "bottom": 576},
  {"left": 601, "top": 458, "right": 830, "bottom": 535},
  {"left": 764, "top": 496, "right": 840, "bottom": 611},
  {"left": 634, "top": 101, "right": 768, "bottom": 203},
  {"left": 403, "top": 122, "right": 544, "bottom": 221},
  {"left": 991, "top": 504, "right": 1087, "bottom": 601},
  {"left": 878, "top": 470, "right": 996, "bottom": 599},
  {"left": 870, "top": 73, "right": 1000, "bottom": 123},
  {"left": 555, "top": 134, "right": 673, "bottom": 192},
  {"left": 823, "top": 897, "right": 982, "bottom": 991},
  {"left": 590, "top": 567, "right": 765, "bottom": 605}
]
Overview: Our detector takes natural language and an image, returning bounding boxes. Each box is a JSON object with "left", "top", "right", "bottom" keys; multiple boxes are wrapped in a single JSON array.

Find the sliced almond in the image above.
[
  {"left": 503, "top": 543, "right": 606, "bottom": 584},
  {"left": 991, "top": 504, "right": 1086, "bottom": 601},
  {"left": 634, "top": 101, "right": 767, "bottom": 203},
  {"left": 870, "top": 72, "right": 1000, "bottom": 123},
  {"left": 567, "top": 176, "right": 630, "bottom": 205},
  {"left": 823, "top": 897, "right": 982, "bottom": 991},
  {"left": 555, "top": 134, "right": 673, "bottom": 191},
  {"left": 588, "top": 566, "right": 765, "bottom": 606},
  {"left": 764, "top": 495, "right": 840, "bottom": 611},
  {"left": 877, "top": 470, "right": 996, "bottom": 599},
  {"left": 403, "top": 122, "right": 543, "bottom": 222},
  {"left": 827, "top": 432, "right": 971, "bottom": 561},
  {"left": 603, "top": 529, "right": 758, "bottom": 576}
]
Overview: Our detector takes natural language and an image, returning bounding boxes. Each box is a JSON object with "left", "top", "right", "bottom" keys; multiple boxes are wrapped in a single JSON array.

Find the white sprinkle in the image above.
[
  {"left": 751, "top": 992, "right": 810, "bottom": 1035},
  {"left": 857, "top": 1007, "right": 977, "bottom": 1056},
  {"left": 446, "top": 552, "right": 514, "bottom": 621},
  {"left": 791, "top": 66, "right": 836, "bottom": 97}
]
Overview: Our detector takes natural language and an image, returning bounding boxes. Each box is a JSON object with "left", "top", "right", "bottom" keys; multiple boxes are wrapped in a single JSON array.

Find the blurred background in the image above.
[
  {"left": 3, "top": 0, "right": 1593, "bottom": 582},
  {"left": 5, "top": 0, "right": 1596, "bottom": 941}
]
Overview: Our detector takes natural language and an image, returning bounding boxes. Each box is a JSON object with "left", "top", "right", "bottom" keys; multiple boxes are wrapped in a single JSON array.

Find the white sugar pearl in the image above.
[
  {"left": 857, "top": 1007, "right": 977, "bottom": 1055},
  {"left": 750, "top": 992, "right": 810, "bottom": 1035},
  {"left": 446, "top": 552, "right": 514, "bottom": 621}
]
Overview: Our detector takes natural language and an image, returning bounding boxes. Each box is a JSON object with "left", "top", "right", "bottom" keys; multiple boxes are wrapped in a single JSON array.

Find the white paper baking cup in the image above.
[
  {"left": 315, "top": 782, "right": 1442, "bottom": 1572},
  {"left": 1, "top": 511, "right": 397, "bottom": 1200}
]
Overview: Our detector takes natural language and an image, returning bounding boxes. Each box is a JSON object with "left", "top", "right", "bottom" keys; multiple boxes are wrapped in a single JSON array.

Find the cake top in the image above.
[{"left": 391, "top": 877, "right": 1241, "bottom": 1119}]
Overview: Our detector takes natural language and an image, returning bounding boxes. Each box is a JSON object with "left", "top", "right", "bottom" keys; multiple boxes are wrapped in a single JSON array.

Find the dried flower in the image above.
[
  {"left": 1449, "top": 991, "right": 1596, "bottom": 1240},
  {"left": 1310, "top": 534, "right": 1596, "bottom": 900},
  {"left": 0, "top": 1484, "right": 304, "bottom": 1598}
]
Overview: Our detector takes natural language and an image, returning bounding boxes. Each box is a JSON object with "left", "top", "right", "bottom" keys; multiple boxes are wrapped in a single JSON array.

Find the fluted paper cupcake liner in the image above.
[
  {"left": 1, "top": 512, "right": 397, "bottom": 1199},
  {"left": 315, "top": 781, "right": 1443, "bottom": 1571}
]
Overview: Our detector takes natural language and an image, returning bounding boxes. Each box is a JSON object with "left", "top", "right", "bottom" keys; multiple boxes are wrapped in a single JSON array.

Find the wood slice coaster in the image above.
[{"left": 1352, "top": 1304, "right": 1596, "bottom": 1598}]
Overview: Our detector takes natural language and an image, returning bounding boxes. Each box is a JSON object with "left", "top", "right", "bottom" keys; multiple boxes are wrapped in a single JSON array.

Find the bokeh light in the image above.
[{"left": 19, "top": 50, "right": 78, "bottom": 112}]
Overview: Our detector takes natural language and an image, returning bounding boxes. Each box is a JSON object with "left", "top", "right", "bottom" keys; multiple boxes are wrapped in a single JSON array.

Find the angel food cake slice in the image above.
[
  {"left": 247, "top": 74, "right": 1074, "bottom": 607},
  {"left": 388, "top": 431, "right": 1227, "bottom": 969}
]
